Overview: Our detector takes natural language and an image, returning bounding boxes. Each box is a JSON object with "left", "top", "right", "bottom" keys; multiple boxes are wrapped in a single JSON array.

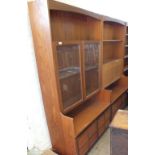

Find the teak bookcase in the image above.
[{"left": 28, "top": 1, "right": 128, "bottom": 155}]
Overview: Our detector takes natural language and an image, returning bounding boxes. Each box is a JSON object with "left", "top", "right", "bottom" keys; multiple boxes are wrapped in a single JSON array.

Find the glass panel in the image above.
[
  {"left": 56, "top": 44, "right": 82, "bottom": 110},
  {"left": 84, "top": 43, "right": 100, "bottom": 96}
]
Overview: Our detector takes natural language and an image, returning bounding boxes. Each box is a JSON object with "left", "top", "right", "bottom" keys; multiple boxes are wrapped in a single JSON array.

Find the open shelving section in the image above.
[
  {"left": 124, "top": 25, "right": 128, "bottom": 76},
  {"left": 101, "top": 17, "right": 128, "bottom": 119},
  {"left": 105, "top": 76, "right": 128, "bottom": 103},
  {"left": 28, "top": 1, "right": 128, "bottom": 155}
]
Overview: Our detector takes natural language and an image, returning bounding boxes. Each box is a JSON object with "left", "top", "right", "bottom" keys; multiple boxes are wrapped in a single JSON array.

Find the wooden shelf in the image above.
[
  {"left": 103, "top": 58, "right": 122, "bottom": 65},
  {"left": 103, "top": 77, "right": 121, "bottom": 89},
  {"left": 103, "top": 40, "right": 122, "bottom": 43},
  {"left": 124, "top": 55, "right": 128, "bottom": 59},
  {"left": 59, "top": 67, "right": 80, "bottom": 79},
  {"left": 72, "top": 100, "right": 110, "bottom": 136},
  {"left": 111, "top": 85, "right": 128, "bottom": 103},
  {"left": 106, "top": 76, "right": 128, "bottom": 103},
  {"left": 85, "top": 66, "right": 98, "bottom": 71},
  {"left": 124, "top": 65, "right": 128, "bottom": 71}
]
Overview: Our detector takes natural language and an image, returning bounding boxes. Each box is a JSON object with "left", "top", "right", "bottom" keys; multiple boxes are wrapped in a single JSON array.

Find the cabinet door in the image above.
[
  {"left": 84, "top": 42, "right": 100, "bottom": 97},
  {"left": 55, "top": 43, "right": 83, "bottom": 111}
]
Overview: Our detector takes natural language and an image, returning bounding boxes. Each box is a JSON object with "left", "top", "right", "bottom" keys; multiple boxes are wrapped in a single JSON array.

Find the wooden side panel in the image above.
[
  {"left": 61, "top": 114, "right": 78, "bottom": 155},
  {"left": 28, "top": 0, "right": 66, "bottom": 154}
]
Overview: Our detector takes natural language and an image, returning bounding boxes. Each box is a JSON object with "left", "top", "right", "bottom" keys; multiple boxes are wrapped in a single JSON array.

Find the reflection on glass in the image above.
[{"left": 84, "top": 43, "right": 100, "bottom": 96}]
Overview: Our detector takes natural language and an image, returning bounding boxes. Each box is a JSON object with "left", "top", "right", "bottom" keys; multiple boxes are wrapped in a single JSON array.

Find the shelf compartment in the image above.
[
  {"left": 69, "top": 92, "right": 110, "bottom": 137},
  {"left": 103, "top": 42, "right": 124, "bottom": 63},
  {"left": 50, "top": 10, "right": 102, "bottom": 41},
  {"left": 103, "top": 21, "right": 126, "bottom": 40},
  {"left": 105, "top": 76, "right": 128, "bottom": 103},
  {"left": 102, "top": 59, "right": 123, "bottom": 88}
]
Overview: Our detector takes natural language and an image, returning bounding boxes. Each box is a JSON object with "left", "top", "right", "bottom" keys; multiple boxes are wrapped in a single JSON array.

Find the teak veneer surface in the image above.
[
  {"left": 28, "top": 0, "right": 128, "bottom": 154},
  {"left": 73, "top": 100, "right": 110, "bottom": 136},
  {"left": 111, "top": 85, "right": 128, "bottom": 103}
]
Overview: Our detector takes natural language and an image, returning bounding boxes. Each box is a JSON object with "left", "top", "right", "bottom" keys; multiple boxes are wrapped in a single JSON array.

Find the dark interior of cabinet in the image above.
[
  {"left": 56, "top": 44, "right": 82, "bottom": 109},
  {"left": 84, "top": 43, "right": 100, "bottom": 96},
  {"left": 126, "top": 26, "right": 128, "bottom": 34},
  {"left": 50, "top": 10, "right": 101, "bottom": 41},
  {"left": 125, "top": 47, "right": 128, "bottom": 56},
  {"left": 125, "top": 35, "right": 128, "bottom": 45},
  {"left": 106, "top": 80, "right": 119, "bottom": 90},
  {"left": 124, "top": 57, "right": 128, "bottom": 68}
]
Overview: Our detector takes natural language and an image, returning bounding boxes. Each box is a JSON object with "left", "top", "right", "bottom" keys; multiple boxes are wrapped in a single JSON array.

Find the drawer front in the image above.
[
  {"left": 89, "top": 132, "right": 98, "bottom": 148},
  {"left": 112, "top": 97, "right": 122, "bottom": 117},
  {"left": 77, "top": 121, "right": 97, "bottom": 149},
  {"left": 104, "top": 108, "right": 111, "bottom": 121},
  {"left": 98, "top": 125, "right": 106, "bottom": 136},
  {"left": 98, "top": 113, "right": 105, "bottom": 129},
  {"left": 77, "top": 130, "right": 89, "bottom": 149},
  {"left": 87, "top": 121, "right": 97, "bottom": 138},
  {"left": 78, "top": 142, "right": 89, "bottom": 155},
  {"left": 98, "top": 118, "right": 109, "bottom": 137}
]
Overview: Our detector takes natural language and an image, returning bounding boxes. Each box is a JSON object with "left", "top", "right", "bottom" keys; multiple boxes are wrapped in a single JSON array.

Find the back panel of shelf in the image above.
[
  {"left": 103, "top": 21, "right": 126, "bottom": 40},
  {"left": 103, "top": 42, "right": 124, "bottom": 64},
  {"left": 50, "top": 10, "right": 102, "bottom": 41}
]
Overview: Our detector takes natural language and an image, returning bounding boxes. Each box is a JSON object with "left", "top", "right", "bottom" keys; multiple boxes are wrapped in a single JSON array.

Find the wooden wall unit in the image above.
[{"left": 28, "top": 1, "right": 128, "bottom": 155}]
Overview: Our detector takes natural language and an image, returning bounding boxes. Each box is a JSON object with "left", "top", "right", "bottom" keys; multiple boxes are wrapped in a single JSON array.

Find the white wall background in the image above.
[{"left": 25, "top": 0, "right": 129, "bottom": 151}]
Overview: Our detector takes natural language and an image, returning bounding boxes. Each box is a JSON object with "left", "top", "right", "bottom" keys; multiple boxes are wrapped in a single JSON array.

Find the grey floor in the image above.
[
  {"left": 88, "top": 129, "right": 110, "bottom": 155},
  {"left": 28, "top": 129, "right": 110, "bottom": 155}
]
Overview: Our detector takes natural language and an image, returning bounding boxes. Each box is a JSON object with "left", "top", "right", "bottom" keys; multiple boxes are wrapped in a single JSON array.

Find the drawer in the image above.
[
  {"left": 78, "top": 142, "right": 89, "bottom": 155},
  {"left": 77, "top": 130, "right": 89, "bottom": 149},
  {"left": 112, "top": 97, "right": 122, "bottom": 117},
  {"left": 104, "top": 108, "right": 111, "bottom": 121},
  {"left": 98, "top": 125, "right": 106, "bottom": 136},
  {"left": 77, "top": 121, "right": 97, "bottom": 149},
  {"left": 87, "top": 121, "right": 97, "bottom": 138},
  {"left": 98, "top": 113, "right": 105, "bottom": 129},
  {"left": 89, "top": 132, "right": 98, "bottom": 148},
  {"left": 98, "top": 118, "right": 109, "bottom": 137}
]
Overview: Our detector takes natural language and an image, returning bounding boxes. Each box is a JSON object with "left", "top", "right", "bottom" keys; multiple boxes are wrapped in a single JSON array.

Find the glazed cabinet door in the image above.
[
  {"left": 83, "top": 42, "right": 100, "bottom": 97},
  {"left": 55, "top": 43, "right": 83, "bottom": 112}
]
